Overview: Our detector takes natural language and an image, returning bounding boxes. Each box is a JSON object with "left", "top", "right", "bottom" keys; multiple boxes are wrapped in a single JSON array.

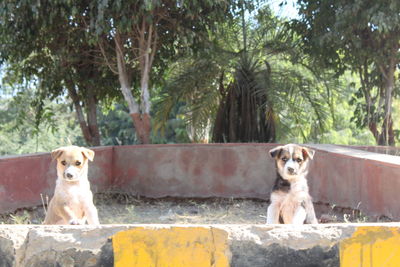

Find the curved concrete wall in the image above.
[
  {"left": 1, "top": 143, "right": 400, "bottom": 219},
  {"left": 307, "top": 144, "right": 400, "bottom": 219},
  {"left": 112, "top": 144, "right": 275, "bottom": 198}
]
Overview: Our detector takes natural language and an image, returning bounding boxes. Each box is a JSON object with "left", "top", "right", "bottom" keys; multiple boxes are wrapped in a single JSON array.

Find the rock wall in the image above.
[{"left": 0, "top": 224, "right": 399, "bottom": 266}]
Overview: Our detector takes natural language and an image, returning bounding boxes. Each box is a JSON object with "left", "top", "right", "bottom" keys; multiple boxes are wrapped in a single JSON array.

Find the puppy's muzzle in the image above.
[
  {"left": 64, "top": 172, "right": 76, "bottom": 181},
  {"left": 287, "top": 167, "right": 296, "bottom": 175},
  {"left": 64, "top": 167, "right": 80, "bottom": 181}
]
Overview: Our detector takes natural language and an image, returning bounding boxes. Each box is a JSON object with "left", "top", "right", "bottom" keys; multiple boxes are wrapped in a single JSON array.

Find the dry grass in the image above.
[
  {"left": 95, "top": 193, "right": 269, "bottom": 224},
  {"left": 0, "top": 193, "right": 392, "bottom": 224}
]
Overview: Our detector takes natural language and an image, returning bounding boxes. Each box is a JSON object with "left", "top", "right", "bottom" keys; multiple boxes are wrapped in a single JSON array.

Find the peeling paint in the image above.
[
  {"left": 340, "top": 226, "right": 400, "bottom": 267},
  {"left": 112, "top": 227, "right": 230, "bottom": 267}
]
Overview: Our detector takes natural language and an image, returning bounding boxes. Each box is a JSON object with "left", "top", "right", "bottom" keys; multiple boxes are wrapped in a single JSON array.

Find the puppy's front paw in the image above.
[{"left": 69, "top": 219, "right": 84, "bottom": 225}]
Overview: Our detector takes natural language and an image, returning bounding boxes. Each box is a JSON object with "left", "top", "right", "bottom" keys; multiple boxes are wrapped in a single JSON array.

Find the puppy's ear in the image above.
[
  {"left": 81, "top": 148, "right": 95, "bottom": 161},
  {"left": 51, "top": 148, "right": 64, "bottom": 160},
  {"left": 302, "top": 147, "right": 315, "bottom": 160},
  {"left": 269, "top": 146, "right": 283, "bottom": 158}
]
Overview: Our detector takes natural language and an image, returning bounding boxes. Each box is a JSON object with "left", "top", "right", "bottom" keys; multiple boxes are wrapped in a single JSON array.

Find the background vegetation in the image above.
[{"left": 1, "top": 0, "right": 397, "bottom": 156}]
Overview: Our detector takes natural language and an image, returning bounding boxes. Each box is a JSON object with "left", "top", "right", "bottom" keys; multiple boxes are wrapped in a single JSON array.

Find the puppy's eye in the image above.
[
  {"left": 296, "top": 158, "right": 303, "bottom": 163},
  {"left": 61, "top": 161, "right": 67, "bottom": 166},
  {"left": 75, "top": 161, "right": 81, "bottom": 166},
  {"left": 281, "top": 157, "right": 288, "bottom": 162}
]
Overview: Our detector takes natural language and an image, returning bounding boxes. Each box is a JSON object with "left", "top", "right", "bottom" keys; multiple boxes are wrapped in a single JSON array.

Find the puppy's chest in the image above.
[
  {"left": 275, "top": 179, "right": 309, "bottom": 203},
  {"left": 57, "top": 185, "right": 88, "bottom": 205},
  {"left": 287, "top": 183, "right": 308, "bottom": 203}
]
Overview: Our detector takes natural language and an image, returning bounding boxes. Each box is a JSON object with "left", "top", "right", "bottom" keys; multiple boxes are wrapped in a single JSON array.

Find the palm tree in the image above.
[
  {"left": 154, "top": 6, "right": 334, "bottom": 143},
  {"left": 213, "top": 54, "right": 276, "bottom": 142}
]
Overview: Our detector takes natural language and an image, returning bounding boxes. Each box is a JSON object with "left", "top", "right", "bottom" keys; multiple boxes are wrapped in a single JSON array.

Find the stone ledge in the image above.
[
  {"left": 307, "top": 144, "right": 400, "bottom": 166},
  {"left": 0, "top": 223, "right": 399, "bottom": 266}
]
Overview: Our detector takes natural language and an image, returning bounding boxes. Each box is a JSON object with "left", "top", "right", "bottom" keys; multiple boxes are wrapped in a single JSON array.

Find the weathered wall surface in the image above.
[
  {"left": 0, "top": 224, "right": 399, "bottom": 267},
  {"left": 1, "top": 143, "right": 400, "bottom": 219},
  {"left": 342, "top": 144, "right": 400, "bottom": 156},
  {"left": 308, "top": 144, "right": 400, "bottom": 219},
  {"left": 0, "top": 153, "right": 55, "bottom": 213},
  {"left": 112, "top": 144, "right": 276, "bottom": 198}
]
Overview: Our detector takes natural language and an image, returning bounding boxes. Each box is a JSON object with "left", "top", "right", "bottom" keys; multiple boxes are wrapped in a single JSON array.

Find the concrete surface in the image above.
[
  {"left": 308, "top": 144, "right": 400, "bottom": 219},
  {"left": 342, "top": 144, "right": 400, "bottom": 156},
  {"left": 112, "top": 144, "right": 276, "bottom": 198},
  {"left": 0, "top": 223, "right": 399, "bottom": 266}
]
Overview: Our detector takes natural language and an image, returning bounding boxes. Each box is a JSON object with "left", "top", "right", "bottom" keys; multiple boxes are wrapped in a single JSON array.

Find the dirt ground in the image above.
[{"left": 0, "top": 193, "right": 392, "bottom": 225}]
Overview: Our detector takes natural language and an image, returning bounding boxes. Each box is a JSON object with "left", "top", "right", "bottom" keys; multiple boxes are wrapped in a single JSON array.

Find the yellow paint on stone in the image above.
[
  {"left": 113, "top": 227, "right": 230, "bottom": 267},
  {"left": 340, "top": 226, "right": 400, "bottom": 267}
]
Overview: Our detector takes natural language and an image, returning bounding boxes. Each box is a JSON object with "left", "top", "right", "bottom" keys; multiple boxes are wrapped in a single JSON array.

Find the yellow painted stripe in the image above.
[
  {"left": 340, "top": 226, "right": 400, "bottom": 267},
  {"left": 112, "top": 227, "right": 230, "bottom": 267}
]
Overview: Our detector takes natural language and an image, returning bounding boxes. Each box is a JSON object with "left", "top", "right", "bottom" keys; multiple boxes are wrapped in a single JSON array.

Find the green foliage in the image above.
[
  {"left": 154, "top": 5, "right": 343, "bottom": 143},
  {"left": 300, "top": 73, "right": 375, "bottom": 145},
  {"left": 153, "top": 53, "right": 225, "bottom": 142},
  {"left": 213, "top": 53, "right": 276, "bottom": 143},
  {"left": 0, "top": 1, "right": 392, "bottom": 152},
  {"left": 0, "top": 93, "right": 84, "bottom": 156},
  {"left": 0, "top": 0, "right": 122, "bottom": 146},
  {"left": 89, "top": 0, "right": 252, "bottom": 94},
  {"left": 291, "top": 0, "right": 400, "bottom": 145},
  {"left": 98, "top": 103, "right": 137, "bottom": 146}
]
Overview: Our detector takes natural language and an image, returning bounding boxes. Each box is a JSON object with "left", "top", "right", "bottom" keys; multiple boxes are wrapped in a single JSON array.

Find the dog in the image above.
[
  {"left": 266, "top": 144, "right": 318, "bottom": 224},
  {"left": 43, "top": 146, "right": 99, "bottom": 225}
]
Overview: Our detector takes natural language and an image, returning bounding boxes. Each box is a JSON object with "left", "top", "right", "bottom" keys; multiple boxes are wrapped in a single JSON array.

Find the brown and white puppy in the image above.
[
  {"left": 266, "top": 144, "right": 318, "bottom": 224},
  {"left": 44, "top": 146, "right": 99, "bottom": 225}
]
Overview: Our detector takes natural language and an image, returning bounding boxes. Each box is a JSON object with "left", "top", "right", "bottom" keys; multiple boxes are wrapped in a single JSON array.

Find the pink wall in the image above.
[
  {"left": 0, "top": 152, "right": 54, "bottom": 213},
  {"left": 112, "top": 144, "right": 276, "bottom": 198},
  {"left": 1, "top": 143, "right": 400, "bottom": 219},
  {"left": 308, "top": 145, "right": 400, "bottom": 219},
  {"left": 340, "top": 145, "right": 400, "bottom": 156}
]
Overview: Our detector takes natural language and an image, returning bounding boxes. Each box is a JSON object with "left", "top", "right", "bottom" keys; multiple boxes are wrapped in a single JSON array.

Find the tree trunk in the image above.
[
  {"left": 381, "top": 54, "right": 396, "bottom": 146},
  {"left": 212, "top": 73, "right": 227, "bottom": 142},
  {"left": 377, "top": 116, "right": 395, "bottom": 146},
  {"left": 130, "top": 113, "right": 151, "bottom": 144},
  {"left": 212, "top": 76, "right": 276, "bottom": 143},
  {"left": 136, "top": 21, "right": 157, "bottom": 144},
  {"left": 65, "top": 80, "right": 101, "bottom": 146},
  {"left": 138, "top": 52, "right": 152, "bottom": 144},
  {"left": 115, "top": 33, "right": 151, "bottom": 144},
  {"left": 368, "top": 121, "right": 379, "bottom": 143},
  {"left": 86, "top": 88, "right": 101, "bottom": 146}
]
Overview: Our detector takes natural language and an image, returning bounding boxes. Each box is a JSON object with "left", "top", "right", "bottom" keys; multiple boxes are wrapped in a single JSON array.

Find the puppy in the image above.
[
  {"left": 44, "top": 146, "right": 99, "bottom": 225},
  {"left": 266, "top": 144, "right": 318, "bottom": 224}
]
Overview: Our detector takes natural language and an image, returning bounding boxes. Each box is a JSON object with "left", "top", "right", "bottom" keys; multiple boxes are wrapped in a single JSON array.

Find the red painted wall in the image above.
[
  {"left": 308, "top": 144, "right": 400, "bottom": 219},
  {"left": 0, "top": 152, "right": 54, "bottom": 213},
  {"left": 1, "top": 143, "right": 400, "bottom": 219},
  {"left": 112, "top": 144, "right": 275, "bottom": 198}
]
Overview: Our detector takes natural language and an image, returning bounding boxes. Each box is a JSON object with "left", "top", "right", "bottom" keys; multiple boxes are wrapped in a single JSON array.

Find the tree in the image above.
[
  {"left": 91, "top": 0, "right": 242, "bottom": 144},
  {"left": 0, "top": 80, "right": 84, "bottom": 155},
  {"left": 0, "top": 0, "right": 119, "bottom": 146},
  {"left": 212, "top": 5, "right": 276, "bottom": 143},
  {"left": 212, "top": 54, "right": 276, "bottom": 142},
  {"left": 154, "top": 6, "right": 335, "bottom": 143},
  {"left": 291, "top": 0, "right": 400, "bottom": 145}
]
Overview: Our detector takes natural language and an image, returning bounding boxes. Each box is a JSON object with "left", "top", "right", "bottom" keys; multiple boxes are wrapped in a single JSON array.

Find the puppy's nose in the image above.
[
  {"left": 66, "top": 173, "right": 73, "bottom": 179},
  {"left": 287, "top": 167, "right": 295, "bottom": 174}
]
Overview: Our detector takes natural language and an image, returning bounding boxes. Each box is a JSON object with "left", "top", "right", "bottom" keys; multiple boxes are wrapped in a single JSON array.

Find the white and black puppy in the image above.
[{"left": 266, "top": 144, "right": 318, "bottom": 224}]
